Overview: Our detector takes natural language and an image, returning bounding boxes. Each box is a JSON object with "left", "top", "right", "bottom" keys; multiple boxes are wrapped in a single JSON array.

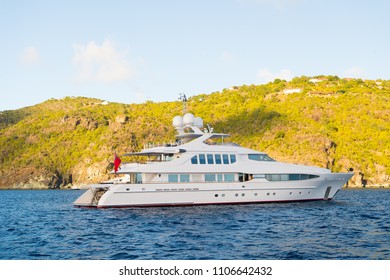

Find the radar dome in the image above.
[
  {"left": 183, "top": 113, "right": 195, "bottom": 126},
  {"left": 195, "top": 117, "right": 203, "bottom": 128},
  {"left": 172, "top": 116, "right": 183, "bottom": 128}
]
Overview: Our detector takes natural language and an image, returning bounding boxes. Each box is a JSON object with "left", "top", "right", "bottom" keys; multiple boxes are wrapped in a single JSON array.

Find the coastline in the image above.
[{"left": 345, "top": 184, "right": 390, "bottom": 189}]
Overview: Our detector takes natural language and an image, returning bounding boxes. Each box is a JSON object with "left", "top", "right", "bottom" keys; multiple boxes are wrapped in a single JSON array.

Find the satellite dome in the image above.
[
  {"left": 183, "top": 113, "right": 195, "bottom": 126},
  {"left": 195, "top": 117, "right": 203, "bottom": 128},
  {"left": 172, "top": 116, "right": 183, "bottom": 128}
]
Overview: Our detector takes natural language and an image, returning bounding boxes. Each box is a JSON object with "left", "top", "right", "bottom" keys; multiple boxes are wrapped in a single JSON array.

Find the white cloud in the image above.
[
  {"left": 257, "top": 68, "right": 293, "bottom": 83},
  {"left": 72, "top": 39, "right": 134, "bottom": 83},
  {"left": 20, "top": 46, "right": 40, "bottom": 65}
]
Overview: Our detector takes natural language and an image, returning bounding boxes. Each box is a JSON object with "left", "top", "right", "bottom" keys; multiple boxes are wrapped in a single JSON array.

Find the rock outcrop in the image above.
[{"left": 48, "top": 171, "right": 73, "bottom": 189}]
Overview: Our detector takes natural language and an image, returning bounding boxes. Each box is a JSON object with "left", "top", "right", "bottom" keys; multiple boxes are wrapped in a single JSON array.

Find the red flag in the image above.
[{"left": 114, "top": 154, "right": 121, "bottom": 173}]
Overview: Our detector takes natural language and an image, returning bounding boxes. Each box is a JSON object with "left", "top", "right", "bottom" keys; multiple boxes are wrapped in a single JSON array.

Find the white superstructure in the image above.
[{"left": 74, "top": 112, "right": 353, "bottom": 208}]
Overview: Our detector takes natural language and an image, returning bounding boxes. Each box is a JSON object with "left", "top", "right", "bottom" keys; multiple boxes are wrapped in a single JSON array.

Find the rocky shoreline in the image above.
[{"left": 345, "top": 184, "right": 390, "bottom": 189}]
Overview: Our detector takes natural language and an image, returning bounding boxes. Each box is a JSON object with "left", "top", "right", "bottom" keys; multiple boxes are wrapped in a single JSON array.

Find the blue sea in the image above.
[{"left": 0, "top": 189, "right": 389, "bottom": 260}]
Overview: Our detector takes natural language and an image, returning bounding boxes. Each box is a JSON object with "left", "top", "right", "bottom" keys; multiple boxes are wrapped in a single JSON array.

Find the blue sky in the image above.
[{"left": 1, "top": 0, "right": 389, "bottom": 110}]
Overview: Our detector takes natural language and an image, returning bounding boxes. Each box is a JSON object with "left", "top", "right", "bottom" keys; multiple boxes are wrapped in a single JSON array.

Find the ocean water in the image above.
[{"left": 0, "top": 189, "right": 389, "bottom": 260}]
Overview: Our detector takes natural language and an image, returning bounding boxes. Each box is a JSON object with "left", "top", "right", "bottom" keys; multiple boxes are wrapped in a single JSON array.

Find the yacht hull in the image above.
[{"left": 74, "top": 173, "right": 352, "bottom": 208}]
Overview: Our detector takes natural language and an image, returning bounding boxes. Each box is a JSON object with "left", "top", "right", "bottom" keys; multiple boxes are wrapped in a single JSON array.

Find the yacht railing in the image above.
[
  {"left": 143, "top": 141, "right": 180, "bottom": 149},
  {"left": 115, "top": 179, "right": 239, "bottom": 184}
]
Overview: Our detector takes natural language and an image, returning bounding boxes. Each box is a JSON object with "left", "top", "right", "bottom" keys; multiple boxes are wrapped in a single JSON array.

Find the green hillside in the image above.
[{"left": 1, "top": 75, "right": 389, "bottom": 189}]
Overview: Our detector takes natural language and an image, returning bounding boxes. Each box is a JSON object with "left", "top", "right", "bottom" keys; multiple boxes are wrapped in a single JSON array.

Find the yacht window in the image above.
[
  {"left": 180, "top": 174, "right": 190, "bottom": 182},
  {"left": 253, "top": 174, "right": 266, "bottom": 179},
  {"left": 280, "top": 174, "right": 289, "bottom": 181},
  {"left": 191, "top": 155, "right": 198, "bottom": 164},
  {"left": 165, "top": 154, "right": 174, "bottom": 161},
  {"left": 223, "top": 154, "right": 229, "bottom": 164},
  {"left": 207, "top": 154, "right": 214, "bottom": 164},
  {"left": 248, "top": 154, "right": 275, "bottom": 161},
  {"left": 230, "top": 154, "right": 236, "bottom": 163},
  {"left": 217, "top": 174, "right": 223, "bottom": 182},
  {"left": 205, "top": 174, "right": 216, "bottom": 182},
  {"left": 265, "top": 174, "right": 320, "bottom": 181},
  {"left": 168, "top": 174, "right": 178, "bottom": 183},
  {"left": 199, "top": 154, "right": 206, "bottom": 164},
  {"left": 136, "top": 173, "right": 142, "bottom": 184},
  {"left": 301, "top": 174, "right": 309, "bottom": 180},
  {"left": 215, "top": 154, "right": 222, "bottom": 164},
  {"left": 224, "top": 174, "right": 235, "bottom": 182},
  {"left": 289, "top": 174, "right": 300, "bottom": 180}
]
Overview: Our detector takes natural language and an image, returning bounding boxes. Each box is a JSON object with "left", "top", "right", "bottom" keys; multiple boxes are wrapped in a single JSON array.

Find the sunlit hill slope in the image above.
[{"left": 0, "top": 76, "right": 389, "bottom": 189}]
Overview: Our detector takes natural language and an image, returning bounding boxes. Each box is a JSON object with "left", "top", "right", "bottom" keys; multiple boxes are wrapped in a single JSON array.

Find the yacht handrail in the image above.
[{"left": 143, "top": 141, "right": 179, "bottom": 149}]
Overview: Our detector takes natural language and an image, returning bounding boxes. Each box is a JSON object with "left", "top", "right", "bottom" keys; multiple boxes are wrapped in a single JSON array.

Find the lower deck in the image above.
[{"left": 74, "top": 173, "right": 351, "bottom": 208}]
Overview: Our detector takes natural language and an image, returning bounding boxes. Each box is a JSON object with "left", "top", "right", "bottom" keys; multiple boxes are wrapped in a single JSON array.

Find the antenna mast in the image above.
[{"left": 179, "top": 93, "right": 187, "bottom": 115}]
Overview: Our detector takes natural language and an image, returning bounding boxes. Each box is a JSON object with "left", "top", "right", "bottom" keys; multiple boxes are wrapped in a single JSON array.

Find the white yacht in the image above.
[{"left": 74, "top": 112, "right": 353, "bottom": 208}]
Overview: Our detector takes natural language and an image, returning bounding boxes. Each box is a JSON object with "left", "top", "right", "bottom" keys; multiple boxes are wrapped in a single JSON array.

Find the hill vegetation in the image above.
[{"left": 0, "top": 75, "right": 389, "bottom": 189}]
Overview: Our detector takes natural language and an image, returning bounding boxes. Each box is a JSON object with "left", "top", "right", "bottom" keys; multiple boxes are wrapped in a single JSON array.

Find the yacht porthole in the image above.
[
  {"left": 126, "top": 188, "right": 129, "bottom": 191},
  {"left": 235, "top": 193, "right": 239, "bottom": 197},
  {"left": 289, "top": 192, "right": 292, "bottom": 195},
  {"left": 254, "top": 193, "right": 258, "bottom": 196},
  {"left": 267, "top": 193, "right": 270, "bottom": 196},
  {"left": 215, "top": 194, "right": 218, "bottom": 197},
  {"left": 241, "top": 193, "right": 245, "bottom": 197},
  {"left": 222, "top": 194, "right": 225, "bottom": 197},
  {"left": 273, "top": 192, "right": 276, "bottom": 195},
  {"left": 299, "top": 192, "right": 302, "bottom": 194}
]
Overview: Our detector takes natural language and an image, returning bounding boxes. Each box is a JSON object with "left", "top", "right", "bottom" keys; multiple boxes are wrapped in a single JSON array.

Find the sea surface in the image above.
[{"left": 0, "top": 189, "right": 389, "bottom": 260}]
